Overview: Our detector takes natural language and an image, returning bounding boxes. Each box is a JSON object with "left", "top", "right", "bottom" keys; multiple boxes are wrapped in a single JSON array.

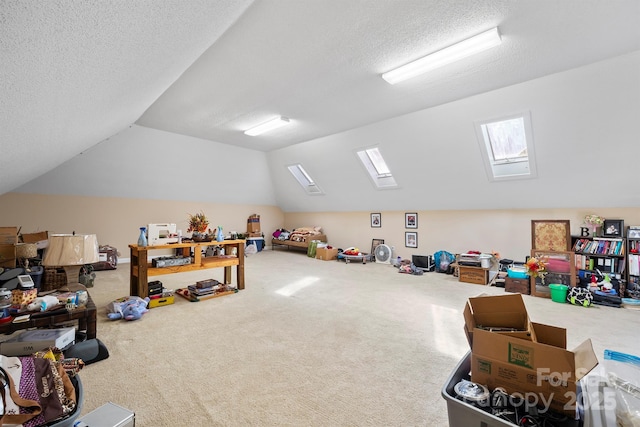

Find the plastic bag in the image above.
[
  {"left": 604, "top": 349, "right": 640, "bottom": 426},
  {"left": 434, "top": 251, "right": 455, "bottom": 273},
  {"left": 245, "top": 242, "right": 258, "bottom": 255}
]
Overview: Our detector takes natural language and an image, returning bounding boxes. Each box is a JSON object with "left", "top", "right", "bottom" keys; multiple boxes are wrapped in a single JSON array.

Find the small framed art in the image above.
[
  {"left": 370, "top": 213, "right": 381, "bottom": 228},
  {"left": 405, "top": 232, "right": 417, "bottom": 248},
  {"left": 371, "top": 239, "right": 385, "bottom": 255},
  {"left": 603, "top": 219, "right": 624, "bottom": 237},
  {"left": 628, "top": 227, "right": 640, "bottom": 239},
  {"left": 405, "top": 213, "right": 417, "bottom": 229}
]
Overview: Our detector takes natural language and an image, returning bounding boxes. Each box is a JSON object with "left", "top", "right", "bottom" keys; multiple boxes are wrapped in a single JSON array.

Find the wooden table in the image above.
[
  {"left": 0, "top": 293, "right": 97, "bottom": 339},
  {"left": 129, "top": 239, "right": 245, "bottom": 298}
]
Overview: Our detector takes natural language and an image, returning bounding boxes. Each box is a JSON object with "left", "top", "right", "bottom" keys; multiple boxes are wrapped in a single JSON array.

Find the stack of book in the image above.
[
  {"left": 176, "top": 279, "right": 237, "bottom": 302},
  {"left": 187, "top": 279, "right": 221, "bottom": 297}
]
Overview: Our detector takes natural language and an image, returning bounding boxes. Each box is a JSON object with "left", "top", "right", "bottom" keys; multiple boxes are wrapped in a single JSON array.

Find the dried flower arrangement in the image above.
[
  {"left": 187, "top": 212, "right": 210, "bottom": 234},
  {"left": 525, "top": 257, "right": 548, "bottom": 284}
]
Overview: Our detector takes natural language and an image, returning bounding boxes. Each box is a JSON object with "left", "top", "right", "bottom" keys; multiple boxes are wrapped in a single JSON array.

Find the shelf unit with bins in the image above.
[
  {"left": 626, "top": 230, "right": 640, "bottom": 298},
  {"left": 571, "top": 235, "right": 626, "bottom": 295},
  {"left": 530, "top": 250, "right": 576, "bottom": 298}
]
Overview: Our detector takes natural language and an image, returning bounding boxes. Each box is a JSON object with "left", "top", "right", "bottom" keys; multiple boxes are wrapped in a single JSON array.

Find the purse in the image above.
[
  {"left": 0, "top": 365, "right": 42, "bottom": 426},
  {"left": 0, "top": 355, "right": 76, "bottom": 427}
]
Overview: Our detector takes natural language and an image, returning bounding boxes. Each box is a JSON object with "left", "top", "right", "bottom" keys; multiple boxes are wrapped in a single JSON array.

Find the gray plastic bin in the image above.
[
  {"left": 442, "top": 353, "right": 579, "bottom": 427},
  {"left": 441, "top": 352, "right": 513, "bottom": 427}
]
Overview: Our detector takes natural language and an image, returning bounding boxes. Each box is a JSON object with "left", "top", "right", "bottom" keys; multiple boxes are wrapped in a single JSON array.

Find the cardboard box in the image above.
[
  {"left": 21, "top": 231, "right": 48, "bottom": 249},
  {"left": 0, "top": 244, "right": 16, "bottom": 268},
  {"left": 247, "top": 221, "right": 261, "bottom": 232},
  {"left": 459, "top": 265, "right": 489, "bottom": 285},
  {"left": 0, "top": 227, "right": 18, "bottom": 244},
  {"left": 471, "top": 328, "right": 597, "bottom": 415},
  {"left": 0, "top": 327, "right": 76, "bottom": 356},
  {"left": 463, "top": 293, "right": 534, "bottom": 346},
  {"left": 316, "top": 247, "right": 338, "bottom": 261},
  {"left": 464, "top": 294, "right": 598, "bottom": 416},
  {"left": 505, "top": 277, "right": 530, "bottom": 295}
]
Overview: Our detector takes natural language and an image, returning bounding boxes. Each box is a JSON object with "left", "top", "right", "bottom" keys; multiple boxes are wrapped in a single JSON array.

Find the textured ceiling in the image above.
[{"left": 1, "top": 0, "right": 639, "bottom": 195}]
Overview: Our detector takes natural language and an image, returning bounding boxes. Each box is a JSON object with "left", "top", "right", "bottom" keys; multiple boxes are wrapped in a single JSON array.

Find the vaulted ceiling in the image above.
[{"left": 1, "top": 0, "right": 639, "bottom": 196}]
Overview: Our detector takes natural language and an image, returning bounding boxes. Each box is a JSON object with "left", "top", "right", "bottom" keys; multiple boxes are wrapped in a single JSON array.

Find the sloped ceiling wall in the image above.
[
  {"left": 268, "top": 52, "right": 640, "bottom": 212},
  {"left": 14, "top": 52, "right": 639, "bottom": 213},
  {"left": 15, "top": 125, "right": 277, "bottom": 206},
  {"left": 0, "top": 0, "right": 253, "bottom": 195},
  {"left": 3, "top": 1, "right": 639, "bottom": 201}
]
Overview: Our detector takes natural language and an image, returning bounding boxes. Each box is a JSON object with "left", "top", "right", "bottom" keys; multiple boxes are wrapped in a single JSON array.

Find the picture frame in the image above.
[
  {"left": 405, "top": 213, "right": 418, "bottom": 229},
  {"left": 628, "top": 227, "right": 640, "bottom": 239},
  {"left": 603, "top": 219, "right": 624, "bottom": 238},
  {"left": 371, "top": 239, "right": 385, "bottom": 255},
  {"left": 370, "top": 213, "right": 381, "bottom": 228},
  {"left": 530, "top": 250, "right": 576, "bottom": 298},
  {"left": 405, "top": 232, "right": 417, "bottom": 248},
  {"left": 531, "top": 220, "right": 571, "bottom": 251}
]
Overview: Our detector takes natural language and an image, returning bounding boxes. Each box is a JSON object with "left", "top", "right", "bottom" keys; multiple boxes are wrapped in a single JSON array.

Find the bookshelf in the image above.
[
  {"left": 571, "top": 235, "right": 626, "bottom": 294},
  {"left": 626, "top": 228, "right": 640, "bottom": 298}
]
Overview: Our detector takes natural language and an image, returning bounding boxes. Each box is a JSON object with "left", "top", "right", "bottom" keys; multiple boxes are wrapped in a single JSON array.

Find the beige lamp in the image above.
[
  {"left": 15, "top": 242, "right": 38, "bottom": 270},
  {"left": 43, "top": 234, "right": 99, "bottom": 290}
]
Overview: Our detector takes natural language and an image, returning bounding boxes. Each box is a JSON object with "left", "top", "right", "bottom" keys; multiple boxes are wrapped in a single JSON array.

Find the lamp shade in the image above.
[
  {"left": 15, "top": 243, "right": 38, "bottom": 259},
  {"left": 43, "top": 234, "right": 99, "bottom": 266}
]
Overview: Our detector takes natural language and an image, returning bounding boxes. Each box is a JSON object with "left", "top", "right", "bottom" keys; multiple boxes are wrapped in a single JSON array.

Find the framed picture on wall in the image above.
[
  {"left": 531, "top": 220, "right": 571, "bottom": 251},
  {"left": 405, "top": 213, "right": 417, "bottom": 229},
  {"left": 370, "top": 213, "right": 381, "bottom": 228},
  {"left": 405, "top": 232, "right": 417, "bottom": 248}
]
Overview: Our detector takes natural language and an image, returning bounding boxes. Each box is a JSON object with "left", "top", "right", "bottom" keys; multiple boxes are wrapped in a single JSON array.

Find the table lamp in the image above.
[
  {"left": 43, "top": 234, "right": 99, "bottom": 290},
  {"left": 15, "top": 242, "right": 38, "bottom": 269}
]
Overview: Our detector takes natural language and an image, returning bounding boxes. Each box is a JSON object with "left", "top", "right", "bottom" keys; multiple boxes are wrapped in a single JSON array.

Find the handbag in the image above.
[
  {"left": 0, "top": 355, "right": 76, "bottom": 427},
  {"left": 0, "top": 365, "right": 42, "bottom": 427}
]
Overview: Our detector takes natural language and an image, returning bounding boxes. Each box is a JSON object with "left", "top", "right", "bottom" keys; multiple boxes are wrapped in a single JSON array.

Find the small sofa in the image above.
[{"left": 271, "top": 227, "right": 327, "bottom": 251}]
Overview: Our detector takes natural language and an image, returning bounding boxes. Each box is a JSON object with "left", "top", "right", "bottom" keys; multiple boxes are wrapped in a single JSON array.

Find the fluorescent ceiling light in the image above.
[
  {"left": 382, "top": 27, "right": 502, "bottom": 85},
  {"left": 244, "top": 116, "right": 290, "bottom": 136}
]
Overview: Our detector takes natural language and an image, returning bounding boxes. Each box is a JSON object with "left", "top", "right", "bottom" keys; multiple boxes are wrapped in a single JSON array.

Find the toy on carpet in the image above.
[
  {"left": 107, "top": 296, "right": 150, "bottom": 321},
  {"left": 26, "top": 295, "right": 60, "bottom": 312}
]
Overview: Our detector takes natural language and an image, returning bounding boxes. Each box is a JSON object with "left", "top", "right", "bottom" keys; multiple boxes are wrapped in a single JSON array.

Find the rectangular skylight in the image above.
[
  {"left": 475, "top": 112, "right": 537, "bottom": 181},
  {"left": 356, "top": 147, "right": 397, "bottom": 189},
  {"left": 287, "top": 164, "right": 324, "bottom": 195}
]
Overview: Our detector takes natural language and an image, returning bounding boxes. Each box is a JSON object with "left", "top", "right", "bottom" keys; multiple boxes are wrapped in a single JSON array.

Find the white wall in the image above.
[
  {"left": 268, "top": 51, "right": 640, "bottom": 212},
  {"left": 15, "top": 125, "right": 277, "bottom": 206}
]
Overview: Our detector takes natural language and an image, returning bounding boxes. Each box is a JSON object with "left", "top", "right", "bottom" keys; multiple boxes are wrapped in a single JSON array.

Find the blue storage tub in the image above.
[
  {"left": 246, "top": 237, "right": 264, "bottom": 252},
  {"left": 507, "top": 266, "right": 529, "bottom": 279}
]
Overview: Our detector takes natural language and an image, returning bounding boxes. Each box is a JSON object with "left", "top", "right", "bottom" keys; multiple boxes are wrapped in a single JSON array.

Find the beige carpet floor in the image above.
[{"left": 73, "top": 249, "right": 638, "bottom": 426}]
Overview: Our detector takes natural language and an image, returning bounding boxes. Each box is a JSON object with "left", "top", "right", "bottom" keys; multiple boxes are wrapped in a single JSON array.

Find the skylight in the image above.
[
  {"left": 356, "top": 147, "right": 397, "bottom": 189},
  {"left": 287, "top": 164, "right": 324, "bottom": 195},
  {"left": 475, "top": 112, "right": 537, "bottom": 181}
]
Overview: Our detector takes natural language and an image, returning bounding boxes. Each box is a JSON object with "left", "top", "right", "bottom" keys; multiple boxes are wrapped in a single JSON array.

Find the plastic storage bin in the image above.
[
  {"left": 442, "top": 352, "right": 513, "bottom": 427},
  {"left": 442, "top": 353, "right": 579, "bottom": 427}
]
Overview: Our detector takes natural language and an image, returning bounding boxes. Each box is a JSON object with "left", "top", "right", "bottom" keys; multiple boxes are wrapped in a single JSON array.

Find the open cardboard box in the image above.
[
  {"left": 463, "top": 293, "right": 535, "bottom": 346},
  {"left": 463, "top": 293, "right": 598, "bottom": 416}
]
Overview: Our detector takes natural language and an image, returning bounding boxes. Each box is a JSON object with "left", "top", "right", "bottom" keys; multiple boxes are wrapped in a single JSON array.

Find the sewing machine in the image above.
[{"left": 147, "top": 223, "right": 179, "bottom": 246}]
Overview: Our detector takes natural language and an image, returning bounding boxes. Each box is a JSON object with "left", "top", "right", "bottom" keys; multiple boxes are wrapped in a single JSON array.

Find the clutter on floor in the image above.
[{"left": 442, "top": 293, "right": 640, "bottom": 426}]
